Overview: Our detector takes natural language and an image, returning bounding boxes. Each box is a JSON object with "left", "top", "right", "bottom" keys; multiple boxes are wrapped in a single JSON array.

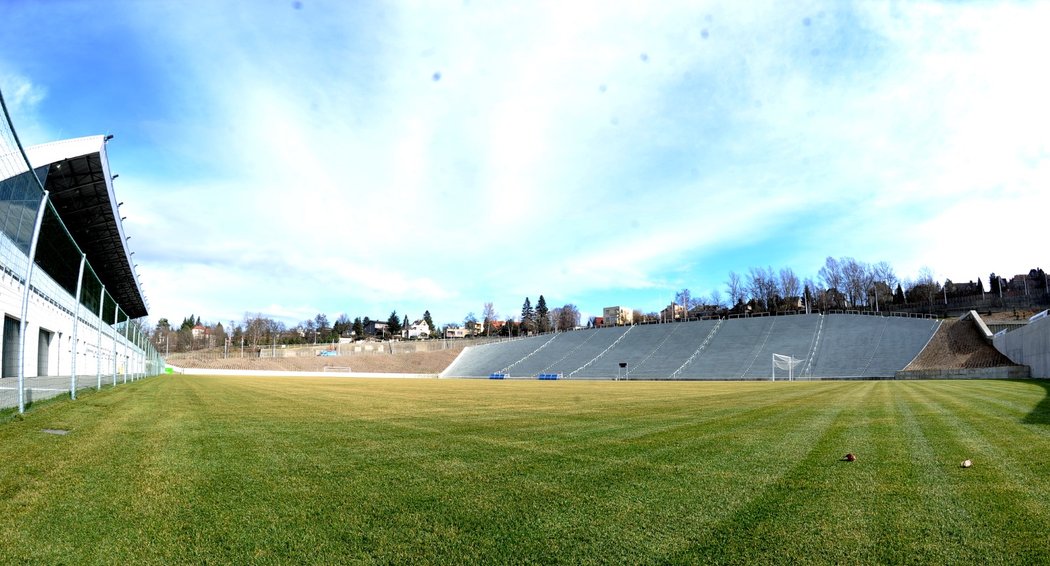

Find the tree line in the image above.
[
  {"left": 150, "top": 308, "right": 441, "bottom": 353},
  {"left": 461, "top": 295, "right": 582, "bottom": 338},
  {"left": 667, "top": 259, "right": 1048, "bottom": 320}
]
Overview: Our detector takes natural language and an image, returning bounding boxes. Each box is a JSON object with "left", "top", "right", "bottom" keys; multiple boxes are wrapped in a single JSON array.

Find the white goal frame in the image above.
[{"left": 772, "top": 353, "right": 803, "bottom": 381}]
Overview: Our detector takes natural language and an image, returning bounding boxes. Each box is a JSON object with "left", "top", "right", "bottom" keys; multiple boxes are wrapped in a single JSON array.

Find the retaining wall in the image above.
[
  {"left": 993, "top": 312, "right": 1050, "bottom": 378},
  {"left": 895, "top": 367, "right": 1030, "bottom": 380}
]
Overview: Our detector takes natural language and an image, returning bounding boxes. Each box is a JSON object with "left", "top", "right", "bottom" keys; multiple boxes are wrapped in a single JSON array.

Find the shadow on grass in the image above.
[
  {"left": 1023, "top": 379, "right": 1050, "bottom": 425},
  {"left": 0, "top": 387, "right": 104, "bottom": 425}
]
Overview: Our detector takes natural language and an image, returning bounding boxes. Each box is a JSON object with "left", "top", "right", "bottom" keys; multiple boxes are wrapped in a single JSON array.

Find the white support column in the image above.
[
  {"left": 70, "top": 253, "right": 86, "bottom": 400},
  {"left": 97, "top": 285, "right": 105, "bottom": 390},
  {"left": 16, "top": 191, "right": 49, "bottom": 413},
  {"left": 122, "top": 316, "right": 129, "bottom": 384},
  {"left": 112, "top": 303, "right": 118, "bottom": 386}
]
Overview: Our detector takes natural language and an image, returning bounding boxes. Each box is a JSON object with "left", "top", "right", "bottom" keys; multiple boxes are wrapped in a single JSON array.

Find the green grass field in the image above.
[{"left": 1, "top": 376, "right": 1048, "bottom": 564}]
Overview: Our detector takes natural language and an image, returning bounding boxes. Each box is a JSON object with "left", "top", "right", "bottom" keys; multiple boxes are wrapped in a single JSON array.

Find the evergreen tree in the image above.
[
  {"left": 352, "top": 317, "right": 364, "bottom": 339},
  {"left": 403, "top": 315, "right": 410, "bottom": 337},
  {"left": 893, "top": 283, "right": 906, "bottom": 305},
  {"left": 521, "top": 297, "right": 535, "bottom": 334},
  {"left": 387, "top": 311, "right": 402, "bottom": 336},
  {"left": 423, "top": 310, "right": 435, "bottom": 336},
  {"left": 535, "top": 295, "right": 550, "bottom": 333}
]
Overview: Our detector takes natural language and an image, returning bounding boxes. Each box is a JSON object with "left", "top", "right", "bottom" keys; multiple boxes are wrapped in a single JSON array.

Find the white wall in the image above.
[{"left": 994, "top": 312, "right": 1050, "bottom": 378}]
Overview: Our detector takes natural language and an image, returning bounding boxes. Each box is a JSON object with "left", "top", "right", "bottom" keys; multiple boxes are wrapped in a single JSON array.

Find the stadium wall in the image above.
[
  {"left": 1, "top": 87, "right": 162, "bottom": 412},
  {"left": 994, "top": 311, "right": 1050, "bottom": 378}
]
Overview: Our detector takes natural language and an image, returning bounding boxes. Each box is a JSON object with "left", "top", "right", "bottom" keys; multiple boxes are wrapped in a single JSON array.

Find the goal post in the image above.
[{"left": 772, "top": 353, "right": 803, "bottom": 381}]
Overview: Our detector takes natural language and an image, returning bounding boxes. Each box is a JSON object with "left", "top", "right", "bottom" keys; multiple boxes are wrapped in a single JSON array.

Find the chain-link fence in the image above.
[{"left": 0, "top": 87, "right": 162, "bottom": 412}]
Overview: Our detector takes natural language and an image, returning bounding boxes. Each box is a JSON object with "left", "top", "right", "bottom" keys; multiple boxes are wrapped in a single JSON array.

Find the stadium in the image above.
[
  {"left": 2, "top": 87, "right": 1050, "bottom": 563},
  {"left": 0, "top": 94, "right": 162, "bottom": 412}
]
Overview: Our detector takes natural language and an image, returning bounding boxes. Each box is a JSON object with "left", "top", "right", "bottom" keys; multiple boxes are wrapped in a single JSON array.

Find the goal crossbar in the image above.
[{"left": 772, "top": 353, "right": 804, "bottom": 381}]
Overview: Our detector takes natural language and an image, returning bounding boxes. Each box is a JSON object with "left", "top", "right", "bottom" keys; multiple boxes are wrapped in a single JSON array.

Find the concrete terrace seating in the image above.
[
  {"left": 511, "top": 329, "right": 603, "bottom": 376},
  {"left": 680, "top": 317, "right": 775, "bottom": 379},
  {"left": 619, "top": 320, "right": 720, "bottom": 379},
  {"left": 441, "top": 313, "right": 941, "bottom": 379},
  {"left": 571, "top": 323, "right": 676, "bottom": 379},
  {"left": 737, "top": 314, "right": 822, "bottom": 379},
  {"left": 442, "top": 335, "right": 551, "bottom": 378},
  {"left": 555, "top": 326, "right": 633, "bottom": 378},
  {"left": 808, "top": 314, "right": 939, "bottom": 378}
]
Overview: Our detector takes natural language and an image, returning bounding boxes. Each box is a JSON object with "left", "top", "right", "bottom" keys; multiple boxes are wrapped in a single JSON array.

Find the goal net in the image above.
[{"left": 772, "top": 353, "right": 803, "bottom": 381}]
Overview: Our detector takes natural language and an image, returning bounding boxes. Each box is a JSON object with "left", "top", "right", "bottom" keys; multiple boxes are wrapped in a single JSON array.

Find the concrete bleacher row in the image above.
[{"left": 440, "top": 314, "right": 941, "bottom": 380}]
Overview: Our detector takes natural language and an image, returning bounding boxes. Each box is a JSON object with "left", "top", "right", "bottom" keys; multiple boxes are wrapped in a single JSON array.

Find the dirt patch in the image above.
[{"left": 168, "top": 349, "right": 462, "bottom": 374}]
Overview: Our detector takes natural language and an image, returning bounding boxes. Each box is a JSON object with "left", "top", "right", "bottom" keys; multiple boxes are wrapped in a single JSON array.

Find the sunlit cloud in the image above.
[{"left": 2, "top": 1, "right": 1047, "bottom": 326}]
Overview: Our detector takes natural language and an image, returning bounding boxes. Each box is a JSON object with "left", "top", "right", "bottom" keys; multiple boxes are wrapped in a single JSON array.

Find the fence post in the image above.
[
  {"left": 16, "top": 191, "right": 50, "bottom": 413},
  {"left": 97, "top": 285, "right": 105, "bottom": 390},
  {"left": 70, "top": 253, "right": 86, "bottom": 399}
]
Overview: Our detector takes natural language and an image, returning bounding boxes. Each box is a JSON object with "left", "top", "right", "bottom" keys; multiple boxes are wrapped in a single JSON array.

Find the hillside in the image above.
[{"left": 166, "top": 348, "right": 461, "bottom": 374}]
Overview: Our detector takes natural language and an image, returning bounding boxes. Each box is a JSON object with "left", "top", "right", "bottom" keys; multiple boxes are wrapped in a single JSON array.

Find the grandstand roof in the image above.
[{"left": 25, "top": 135, "right": 147, "bottom": 318}]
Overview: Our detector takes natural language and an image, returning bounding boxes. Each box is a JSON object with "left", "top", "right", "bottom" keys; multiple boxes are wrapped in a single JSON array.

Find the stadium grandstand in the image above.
[
  {"left": 441, "top": 313, "right": 944, "bottom": 380},
  {"left": 0, "top": 88, "right": 162, "bottom": 412}
]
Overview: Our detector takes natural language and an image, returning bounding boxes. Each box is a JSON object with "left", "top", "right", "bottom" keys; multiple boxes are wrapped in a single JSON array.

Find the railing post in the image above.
[
  {"left": 16, "top": 191, "right": 50, "bottom": 413},
  {"left": 70, "top": 253, "right": 86, "bottom": 399}
]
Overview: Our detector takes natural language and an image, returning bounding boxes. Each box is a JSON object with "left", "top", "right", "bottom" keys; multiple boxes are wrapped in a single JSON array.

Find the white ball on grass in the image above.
[{"left": 961, "top": 459, "right": 972, "bottom": 468}]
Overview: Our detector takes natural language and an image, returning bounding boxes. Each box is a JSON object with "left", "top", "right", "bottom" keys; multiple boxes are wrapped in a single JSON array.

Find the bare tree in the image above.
[
  {"left": 802, "top": 277, "right": 817, "bottom": 313},
  {"left": 819, "top": 257, "right": 844, "bottom": 309},
  {"left": 726, "top": 271, "right": 745, "bottom": 308},
  {"left": 555, "top": 304, "right": 581, "bottom": 331},
  {"left": 840, "top": 257, "right": 869, "bottom": 308},
  {"left": 709, "top": 289, "right": 724, "bottom": 309},
  {"left": 675, "top": 288, "right": 695, "bottom": 316},
  {"left": 778, "top": 267, "right": 801, "bottom": 308},
  {"left": 482, "top": 302, "right": 497, "bottom": 336},
  {"left": 747, "top": 266, "right": 778, "bottom": 312},
  {"left": 870, "top": 261, "right": 896, "bottom": 310},
  {"left": 914, "top": 266, "right": 939, "bottom": 312}
]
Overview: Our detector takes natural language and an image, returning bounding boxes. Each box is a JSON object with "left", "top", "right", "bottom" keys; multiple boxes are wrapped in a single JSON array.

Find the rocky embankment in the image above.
[{"left": 905, "top": 318, "right": 1018, "bottom": 371}]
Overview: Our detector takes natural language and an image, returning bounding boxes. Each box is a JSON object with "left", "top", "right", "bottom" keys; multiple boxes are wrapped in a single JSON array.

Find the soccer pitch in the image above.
[{"left": 1, "top": 376, "right": 1048, "bottom": 564}]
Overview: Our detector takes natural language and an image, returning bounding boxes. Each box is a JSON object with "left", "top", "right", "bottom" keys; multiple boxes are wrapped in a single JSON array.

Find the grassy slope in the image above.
[{"left": 0, "top": 376, "right": 1048, "bottom": 564}]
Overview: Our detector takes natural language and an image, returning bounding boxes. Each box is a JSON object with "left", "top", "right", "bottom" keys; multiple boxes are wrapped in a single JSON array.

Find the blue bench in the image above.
[
  {"left": 489, "top": 373, "right": 507, "bottom": 379},
  {"left": 537, "top": 373, "right": 561, "bottom": 380}
]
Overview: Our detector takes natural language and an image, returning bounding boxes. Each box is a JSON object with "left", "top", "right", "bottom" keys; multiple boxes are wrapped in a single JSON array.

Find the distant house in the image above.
[
  {"left": 603, "top": 306, "right": 633, "bottom": 326},
  {"left": 364, "top": 320, "right": 389, "bottom": 337},
  {"left": 661, "top": 304, "right": 685, "bottom": 321},
  {"left": 404, "top": 320, "right": 431, "bottom": 339},
  {"left": 445, "top": 327, "right": 467, "bottom": 339}
]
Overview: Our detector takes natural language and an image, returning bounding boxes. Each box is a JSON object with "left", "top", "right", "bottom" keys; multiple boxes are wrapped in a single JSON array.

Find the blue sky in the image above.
[{"left": 2, "top": 1, "right": 1048, "bottom": 328}]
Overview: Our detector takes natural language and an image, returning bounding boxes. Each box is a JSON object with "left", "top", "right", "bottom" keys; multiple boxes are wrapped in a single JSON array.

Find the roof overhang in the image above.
[{"left": 25, "top": 135, "right": 148, "bottom": 319}]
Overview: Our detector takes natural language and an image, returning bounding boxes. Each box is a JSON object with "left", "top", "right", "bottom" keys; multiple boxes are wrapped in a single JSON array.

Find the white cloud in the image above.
[{"left": 8, "top": 1, "right": 1049, "bottom": 323}]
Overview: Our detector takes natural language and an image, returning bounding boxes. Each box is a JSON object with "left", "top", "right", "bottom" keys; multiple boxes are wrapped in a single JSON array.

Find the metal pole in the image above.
[
  {"left": 16, "top": 191, "right": 50, "bottom": 413},
  {"left": 123, "top": 314, "right": 129, "bottom": 384},
  {"left": 70, "top": 253, "right": 86, "bottom": 399},
  {"left": 112, "top": 302, "right": 118, "bottom": 386},
  {"left": 97, "top": 285, "right": 105, "bottom": 390}
]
